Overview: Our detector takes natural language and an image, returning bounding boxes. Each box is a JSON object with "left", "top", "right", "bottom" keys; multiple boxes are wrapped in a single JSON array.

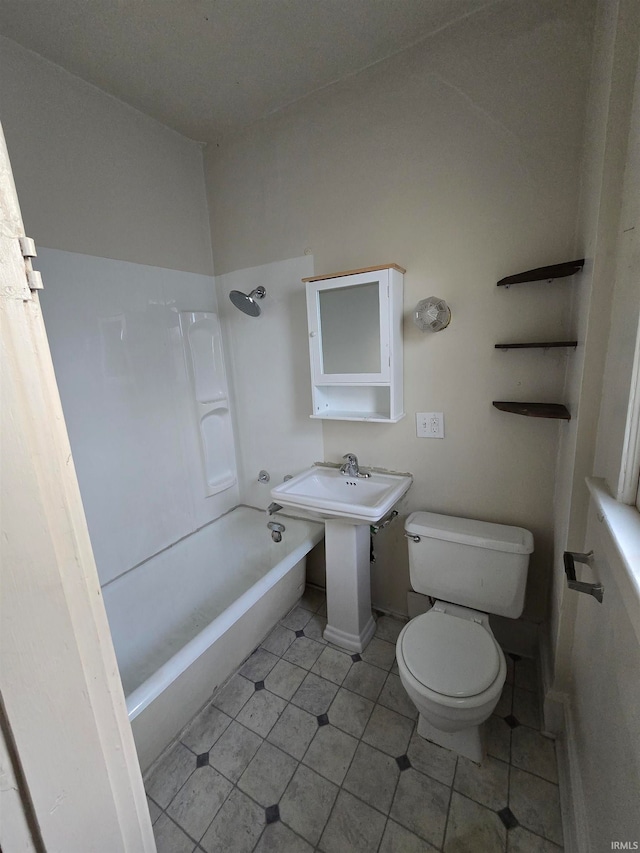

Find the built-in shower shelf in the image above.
[
  {"left": 493, "top": 402, "right": 571, "bottom": 420},
  {"left": 180, "top": 312, "right": 237, "bottom": 497},
  {"left": 497, "top": 259, "right": 585, "bottom": 287},
  {"left": 495, "top": 341, "right": 578, "bottom": 350}
]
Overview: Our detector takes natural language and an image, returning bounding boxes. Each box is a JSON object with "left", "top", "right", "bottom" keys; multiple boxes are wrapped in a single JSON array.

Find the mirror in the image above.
[{"left": 318, "top": 282, "right": 381, "bottom": 374}]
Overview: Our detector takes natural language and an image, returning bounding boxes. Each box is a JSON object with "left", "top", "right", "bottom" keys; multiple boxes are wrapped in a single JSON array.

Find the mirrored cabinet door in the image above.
[
  {"left": 318, "top": 281, "right": 382, "bottom": 375},
  {"left": 304, "top": 264, "right": 405, "bottom": 422},
  {"left": 308, "top": 273, "right": 390, "bottom": 383}
]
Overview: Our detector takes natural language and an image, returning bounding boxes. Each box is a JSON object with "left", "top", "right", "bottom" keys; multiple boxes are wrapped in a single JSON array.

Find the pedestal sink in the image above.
[{"left": 270, "top": 466, "right": 412, "bottom": 652}]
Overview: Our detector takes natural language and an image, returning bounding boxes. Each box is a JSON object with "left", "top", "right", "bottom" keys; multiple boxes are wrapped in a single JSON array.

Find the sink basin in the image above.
[{"left": 270, "top": 465, "right": 412, "bottom": 524}]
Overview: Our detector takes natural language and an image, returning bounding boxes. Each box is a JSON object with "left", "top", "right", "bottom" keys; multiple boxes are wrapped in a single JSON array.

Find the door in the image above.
[{"left": 0, "top": 123, "right": 155, "bottom": 851}]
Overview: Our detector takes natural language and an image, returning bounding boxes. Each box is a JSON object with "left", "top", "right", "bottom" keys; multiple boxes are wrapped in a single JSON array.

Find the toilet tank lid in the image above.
[{"left": 405, "top": 511, "right": 534, "bottom": 555}]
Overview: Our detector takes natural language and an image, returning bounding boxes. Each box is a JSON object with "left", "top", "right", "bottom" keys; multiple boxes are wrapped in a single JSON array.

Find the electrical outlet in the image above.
[{"left": 416, "top": 412, "right": 444, "bottom": 438}]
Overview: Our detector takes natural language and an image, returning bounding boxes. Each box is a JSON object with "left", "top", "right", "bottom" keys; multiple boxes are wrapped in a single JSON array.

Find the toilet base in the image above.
[{"left": 417, "top": 713, "right": 486, "bottom": 764}]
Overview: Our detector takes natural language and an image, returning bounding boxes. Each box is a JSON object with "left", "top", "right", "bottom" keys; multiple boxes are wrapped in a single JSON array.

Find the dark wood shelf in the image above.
[
  {"left": 497, "top": 259, "right": 584, "bottom": 287},
  {"left": 493, "top": 401, "right": 571, "bottom": 420},
  {"left": 495, "top": 341, "right": 578, "bottom": 350}
]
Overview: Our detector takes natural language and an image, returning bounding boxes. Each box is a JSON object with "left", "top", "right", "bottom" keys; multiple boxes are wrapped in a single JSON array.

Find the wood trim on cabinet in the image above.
[{"left": 302, "top": 263, "right": 406, "bottom": 282}]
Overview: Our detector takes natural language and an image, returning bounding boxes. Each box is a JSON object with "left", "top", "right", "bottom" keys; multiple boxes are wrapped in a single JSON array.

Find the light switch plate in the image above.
[{"left": 416, "top": 412, "right": 444, "bottom": 438}]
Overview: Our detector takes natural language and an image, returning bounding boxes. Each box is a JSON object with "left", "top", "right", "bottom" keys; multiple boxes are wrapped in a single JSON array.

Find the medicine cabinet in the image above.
[{"left": 303, "top": 264, "right": 405, "bottom": 422}]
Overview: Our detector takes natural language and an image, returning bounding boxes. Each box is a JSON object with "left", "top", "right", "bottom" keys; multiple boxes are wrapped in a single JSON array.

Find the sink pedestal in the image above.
[{"left": 322, "top": 520, "right": 376, "bottom": 653}]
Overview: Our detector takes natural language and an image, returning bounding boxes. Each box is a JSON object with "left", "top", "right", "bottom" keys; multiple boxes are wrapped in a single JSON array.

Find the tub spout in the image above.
[{"left": 267, "top": 502, "right": 282, "bottom": 516}]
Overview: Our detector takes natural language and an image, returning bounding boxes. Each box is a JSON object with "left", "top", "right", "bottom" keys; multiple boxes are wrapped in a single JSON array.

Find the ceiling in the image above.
[{"left": 0, "top": 0, "right": 491, "bottom": 142}]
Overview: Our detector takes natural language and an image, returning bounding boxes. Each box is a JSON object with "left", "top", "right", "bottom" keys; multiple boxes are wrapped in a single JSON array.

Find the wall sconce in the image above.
[{"left": 413, "top": 297, "right": 451, "bottom": 332}]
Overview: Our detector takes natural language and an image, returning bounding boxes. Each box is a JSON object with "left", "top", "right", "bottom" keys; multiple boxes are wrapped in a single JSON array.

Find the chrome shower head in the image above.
[{"left": 229, "top": 286, "right": 266, "bottom": 317}]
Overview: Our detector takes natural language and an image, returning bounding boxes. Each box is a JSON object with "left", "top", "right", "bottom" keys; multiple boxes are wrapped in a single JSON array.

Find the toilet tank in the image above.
[{"left": 405, "top": 511, "right": 534, "bottom": 618}]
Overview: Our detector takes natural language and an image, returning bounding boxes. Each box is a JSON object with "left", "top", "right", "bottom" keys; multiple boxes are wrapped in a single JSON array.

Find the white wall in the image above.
[
  {"left": 0, "top": 40, "right": 235, "bottom": 586},
  {"left": 543, "top": 2, "right": 640, "bottom": 847},
  {"left": 549, "top": 0, "right": 640, "bottom": 687},
  {"left": 39, "top": 249, "right": 238, "bottom": 586},
  {"left": 0, "top": 36, "right": 213, "bottom": 275},
  {"left": 593, "top": 58, "right": 640, "bottom": 495},
  {"left": 205, "top": 0, "right": 594, "bottom": 620},
  {"left": 216, "top": 256, "right": 324, "bottom": 507},
  {"left": 566, "top": 496, "right": 640, "bottom": 850}
]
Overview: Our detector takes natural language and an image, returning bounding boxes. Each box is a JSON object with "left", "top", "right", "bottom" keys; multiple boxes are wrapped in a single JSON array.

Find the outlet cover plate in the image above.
[{"left": 416, "top": 412, "right": 444, "bottom": 438}]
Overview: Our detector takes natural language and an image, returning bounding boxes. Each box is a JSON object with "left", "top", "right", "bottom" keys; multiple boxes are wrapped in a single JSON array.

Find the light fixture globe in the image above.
[{"left": 414, "top": 296, "right": 451, "bottom": 332}]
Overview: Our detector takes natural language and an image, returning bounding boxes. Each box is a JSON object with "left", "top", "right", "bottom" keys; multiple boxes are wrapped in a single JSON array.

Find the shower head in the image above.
[{"left": 229, "top": 286, "right": 266, "bottom": 317}]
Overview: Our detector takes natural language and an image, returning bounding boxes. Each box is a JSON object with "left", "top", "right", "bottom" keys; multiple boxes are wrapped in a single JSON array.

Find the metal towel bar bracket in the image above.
[
  {"left": 563, "top": 550, "right": 604, "bottom": 603},
  {"left": 370, "top": 510, "right": 398, "bottom": 535}
]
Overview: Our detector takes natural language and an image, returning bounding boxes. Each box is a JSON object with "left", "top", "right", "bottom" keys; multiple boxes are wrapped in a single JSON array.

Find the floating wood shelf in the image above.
[
  {"left": 497, "top": 259, "right": 584, "bottom": 287},
  {"left": 493, "top": 402, "right": 571, "bottom": 420},
  {"left": 495, "top": 341, "right": 578, "bottom": 350}
]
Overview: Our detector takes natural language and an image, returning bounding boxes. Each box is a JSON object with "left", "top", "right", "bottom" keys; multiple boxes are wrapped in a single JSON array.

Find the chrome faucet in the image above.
[
  {"left": 268, "top": 521, "right": 285, "bottom": 543},
  {"left": 339, "top": 453, "right": 371, "bottom": 478}
]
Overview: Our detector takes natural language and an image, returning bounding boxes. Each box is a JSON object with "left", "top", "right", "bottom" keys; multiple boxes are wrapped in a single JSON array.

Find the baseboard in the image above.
[
  {"left": 554, "top": 694, "right": 591, "bottom": 853},
  {"left": 539, "top": 627, "right": 564, "bottom": 735},
  {"left": 373, "top": 599, "right": 410, "bottom": 622},
  {"left": 489, "top": 614, "right": 539, "bottom": 658},
  {"left": 539, "top": 627, "right": 589, "bottom": 851}
]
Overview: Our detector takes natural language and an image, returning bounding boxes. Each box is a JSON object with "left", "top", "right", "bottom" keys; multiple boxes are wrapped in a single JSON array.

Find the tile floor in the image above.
[{"left": 145, "top": 587, "right": 563, "bottom": 852}]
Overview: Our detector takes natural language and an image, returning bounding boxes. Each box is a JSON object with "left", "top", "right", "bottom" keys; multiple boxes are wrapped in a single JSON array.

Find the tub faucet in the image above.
[
  {"left": 267, "top": 502, "right": 282, "bottom": 516},
  {"left": 340, "top": 453, "right": 371, "bottom": 478},
  {"left": 268, "top": 521, "right": 285, "bottom": 543}
]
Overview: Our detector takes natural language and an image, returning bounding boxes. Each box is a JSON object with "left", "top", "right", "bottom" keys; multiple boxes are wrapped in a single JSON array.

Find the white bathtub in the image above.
[{"left": 102, "top": 506, "right": 324, "bottom": 771}]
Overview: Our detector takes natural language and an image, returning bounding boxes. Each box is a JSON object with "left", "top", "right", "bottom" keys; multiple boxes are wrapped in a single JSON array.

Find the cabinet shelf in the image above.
[
  {"left": 497, "top": 259, "right": 584, "bottom": 287},
  {"left": 493, "top": 402, "right": 571, "bottom": 420},
  {"left": 310, "top": 410, "right": 405, "bottom": 423},
  {"left": 495, "top": 341, "right": 578, "bottom": 350}
]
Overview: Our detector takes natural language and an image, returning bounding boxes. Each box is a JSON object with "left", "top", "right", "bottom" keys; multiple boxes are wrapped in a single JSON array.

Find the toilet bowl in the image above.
[
  {"left": 398, "top": 510, "right": 532, "bottom": 762},
  {"left": 396, "top": 602, "right": 507, "bottom": 763}
]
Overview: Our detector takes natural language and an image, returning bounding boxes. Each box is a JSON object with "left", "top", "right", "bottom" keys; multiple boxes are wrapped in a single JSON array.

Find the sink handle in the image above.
[{"left": 340, "top": 453, "right": 359, "bottom": 476}]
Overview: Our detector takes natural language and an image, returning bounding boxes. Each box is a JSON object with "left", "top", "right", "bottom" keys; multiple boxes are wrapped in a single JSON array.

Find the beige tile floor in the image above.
[{"left": 145, "top": 587, "right": 563, "bottom": 852}]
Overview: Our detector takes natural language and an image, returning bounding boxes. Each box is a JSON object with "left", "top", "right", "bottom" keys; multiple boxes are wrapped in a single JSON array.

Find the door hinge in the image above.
[
  {"left": 19, "top": 236, "right": 37, "bottom": 259},
  {"left": 26, "top": 270, "right": 44, "bottom": 290},
  {"left": 19, "top": 236, "right": 44, "bottom": 293}
]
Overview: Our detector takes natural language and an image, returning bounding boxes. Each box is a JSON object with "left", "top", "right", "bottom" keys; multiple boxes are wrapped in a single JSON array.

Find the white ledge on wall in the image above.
[{"left": 586, "top": 477, "right": 640, "bottom": 642}]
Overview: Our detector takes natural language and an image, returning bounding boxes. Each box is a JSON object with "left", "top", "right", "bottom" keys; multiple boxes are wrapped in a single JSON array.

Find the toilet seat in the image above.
[{"left": 399, "top": 608, "right": 500, "bottom": 698}]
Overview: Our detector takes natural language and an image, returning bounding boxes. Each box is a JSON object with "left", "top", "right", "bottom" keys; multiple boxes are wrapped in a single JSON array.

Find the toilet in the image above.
[{"left": 396, "top": 511, "right": 533, "bottom": 763}]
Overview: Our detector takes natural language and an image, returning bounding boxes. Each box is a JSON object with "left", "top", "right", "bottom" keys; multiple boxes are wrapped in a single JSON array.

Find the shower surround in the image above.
[{"left": 38, "top": 248, "right": 325, "bottom": 768}]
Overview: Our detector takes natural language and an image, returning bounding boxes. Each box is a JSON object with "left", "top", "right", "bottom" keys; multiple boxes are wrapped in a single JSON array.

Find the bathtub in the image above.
[{"left": 102, "top": 506, "right": 324, "bottom": 771}]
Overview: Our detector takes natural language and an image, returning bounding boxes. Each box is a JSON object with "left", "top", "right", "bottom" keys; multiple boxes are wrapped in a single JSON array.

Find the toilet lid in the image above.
[{"left": 401, "top": 610, "right": 500, "bottom": 697}]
